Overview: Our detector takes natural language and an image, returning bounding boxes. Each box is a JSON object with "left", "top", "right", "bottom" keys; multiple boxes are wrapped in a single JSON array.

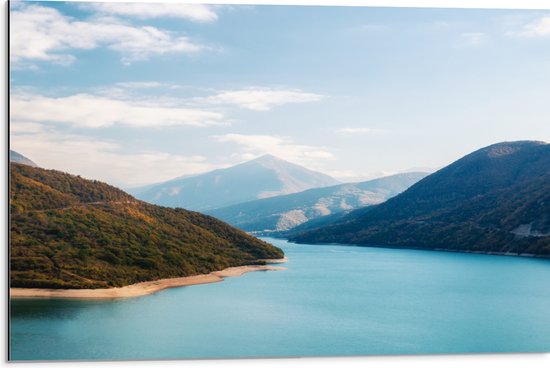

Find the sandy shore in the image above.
[
  {"left": 10, "top": 259, "right": 287, "bottom": 300},
  {"left": 261, "top": 256, "right": 288, "bottom": 264}
]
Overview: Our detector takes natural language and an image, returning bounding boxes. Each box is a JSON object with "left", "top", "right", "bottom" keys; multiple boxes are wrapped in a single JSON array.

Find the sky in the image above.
[{"left": 9, "top": 0, "right": 550, "bottom": 188}]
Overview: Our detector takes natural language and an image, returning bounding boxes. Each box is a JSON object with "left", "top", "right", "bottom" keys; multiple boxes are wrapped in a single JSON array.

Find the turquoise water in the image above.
[{"left": 10, "top": 238, "right": 550, "bottom": 361}]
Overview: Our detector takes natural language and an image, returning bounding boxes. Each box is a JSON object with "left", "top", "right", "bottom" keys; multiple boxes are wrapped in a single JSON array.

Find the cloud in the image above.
[
  {"left": 10, "top": 84, "right": 323, "bottom": 129},
  {"left": 460, "top": 32, "right": 488, "bottom": 46},
  {"left": 205, "top": 88, "right": 324, "bottom": 111},
  {"left": 93, "top": 82, "right": 187, "bottom": 99},
  {"left": 11, "top": 92, "right": 225, "bottom": 128},
  {"left": 513, "top": 16, "right": 550, "bottom": 37},
  {"left": 10, "top": 124, "right": 215, "bottom": 187},
  {"left": 214, "top": 133, "right": 333, "bottom": 165},
  {"left": 83, "top": 3, "right": 218, "bottom": 22},
  {"left": 88, "top": 84, "right": 322, "bottom": 114},
  {"left": 114, "top": 81, "right": 179, "bottom": 89},
  {"left": 10, "top": 121, "right": 45, "bottom": 134},
  {"left": 338, "top": 127, "right": 388, "bottom": 134},
  {"left": 10, "top": 3, "right": 206, "bottom": 67}
]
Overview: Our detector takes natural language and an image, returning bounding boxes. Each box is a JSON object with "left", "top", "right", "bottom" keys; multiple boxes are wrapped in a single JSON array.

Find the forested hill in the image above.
[
  {"left": 289, "top": 141, "right": 550, "bottom": 256},
  {"left": 10, "top": 163, "right": 283, "bottom": 289}
]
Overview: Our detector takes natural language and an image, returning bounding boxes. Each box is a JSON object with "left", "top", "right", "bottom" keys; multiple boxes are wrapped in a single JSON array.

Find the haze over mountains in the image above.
[
  {"left": 289, "top": 141, "right": 550, "bottom": 256},
  {"left": 207, "top": 172, "right": 427, "bottom": 234},
  {"left": 10, "top": 150, "right": 37, "bottom": 167},
  {"left": 11, "top": 140, "right": 549, "bottom": 266},
  {"left": 133, "top": 154, "right": 340, "bottom": 211}
]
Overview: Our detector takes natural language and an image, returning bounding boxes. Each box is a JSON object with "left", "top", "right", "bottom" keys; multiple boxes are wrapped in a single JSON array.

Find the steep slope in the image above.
[
  {"left": 135, "top": 154, "right": 339, "bottom": 211},
  {"left": 10, "top": 150, "right": 37, "bottom": 167},
  {"left": 207, "top": 172, "right": 427, "bottom": 234},
  {"left": 9, "top": 163, "right": 283, "bottom": 289},
  {"left": 290, "top": 141, "right": 550, "bottom": 255}
]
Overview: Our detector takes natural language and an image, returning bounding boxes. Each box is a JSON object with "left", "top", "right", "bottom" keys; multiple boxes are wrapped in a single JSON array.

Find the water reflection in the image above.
[{"left": 10, "top": 298, "right": 113, "bottom": 320}]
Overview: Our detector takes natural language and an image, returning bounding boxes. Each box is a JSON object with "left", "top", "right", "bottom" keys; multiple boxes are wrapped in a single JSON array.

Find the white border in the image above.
[
  {"left": 3, "top": 0, "right": 550, "bottom": 367},
  {"left": 30, "top": 0, "right": 550, "bottom": 10}
]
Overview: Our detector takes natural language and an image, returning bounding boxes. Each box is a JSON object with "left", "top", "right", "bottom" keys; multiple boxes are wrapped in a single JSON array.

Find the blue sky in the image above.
[{"left": 9, "top": 1, "right": 550, "bottom": 187}]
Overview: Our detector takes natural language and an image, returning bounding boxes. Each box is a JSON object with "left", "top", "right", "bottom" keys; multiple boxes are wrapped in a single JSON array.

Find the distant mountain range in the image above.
[
  {"left": 10, "top": 162, "right": 283, "bottom": 289},
  {"left": 206, "top": 172, "right": 427, "bottom": 234},
  {"left": 289, "top": 141, "right": 550, "bottom": 256},
  {"left": 10, "top": 150, "right": 37, "bottom": 167},
  {"left": 133, "top": 154, "right": 340, "bottom": 211}
]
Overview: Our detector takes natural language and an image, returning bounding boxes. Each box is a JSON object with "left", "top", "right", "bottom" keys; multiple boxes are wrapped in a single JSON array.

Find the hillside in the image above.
[
  {"left": 10, "top": 150, "right": 37, "bottom": 167},
  {"left": 206, "top": 172, "right": 427, "bottom": 234},
  {"left": 10, "top": 163, "right": 283, "bottom": 289},
  {"left": 289, "top": 141, "right": 550, "bottom": 255},
  {"left": 134, "top": 154, "right": 339, "bottom": 211}
]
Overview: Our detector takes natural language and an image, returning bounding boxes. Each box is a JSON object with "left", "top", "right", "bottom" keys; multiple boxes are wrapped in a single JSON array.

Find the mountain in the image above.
[
  {"left": 10, "top": 150, "right": 37, "bottom": 167},
  {"left": 10, "top": 163, "right": 283, "bottom": 289},
  {"left": 289, "top": 141, "right": 550, "bottom": 256},
  {"left": 126, "top": 174, "right": 199, "bottom": 197},
  {"left": 206, "top": 172, "right": 427, "bottom": 234},
  {"left": 135, "top": 154, "right": 340, "bottom": 211}
]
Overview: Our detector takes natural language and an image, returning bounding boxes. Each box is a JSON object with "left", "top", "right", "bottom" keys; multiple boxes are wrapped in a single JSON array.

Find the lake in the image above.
[{"left": 9, "top": 238, "right": 550, "bottom": 360}]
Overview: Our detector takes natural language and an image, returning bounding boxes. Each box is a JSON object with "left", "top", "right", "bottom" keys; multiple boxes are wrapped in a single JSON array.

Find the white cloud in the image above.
[
  {"left": 338, "top": 127, "right": 388, "bottom": 134},
  {"left": 206, "top": 87, "right": 324, "bottom": 111},
  {"left": 84, "top": 3, "right": 218, "bottom": 22},
  {"left": 89, "top": 84, "right": 321, "bottom": 114},
  {"left": 114, "top": 81, "right": 172, "bottom": 89},
  {"left": 10, "top": 121, "right": 45, "bottom": 134},
  {"left": 11, "top": 92, "right": 225, "bottom": 128},
  {"left": 93, "top": 82, "right": 186, "bottom": 100},
  {"left": 513, "top": 16, "right": 550, "bottom": 37},
  {"left": 10, "top": 3, "right": 206, "bottom": 67},
  {"left": 214, "top": 133, "right": 333, "bottom": 165},
  {"left": 10, "top": 126, "right": 215, "bottom": 187},
  {"left": 460, "top": 32, "right": 488, "bottom": 46}
]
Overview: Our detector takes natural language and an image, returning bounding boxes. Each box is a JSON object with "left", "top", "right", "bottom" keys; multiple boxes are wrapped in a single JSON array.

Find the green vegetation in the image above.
[
  {"left": 289, "top": 141, "right": 550, "bottom": 255},
  {"left": 10, "top": 163, "right": 283, "bottom": 289}
]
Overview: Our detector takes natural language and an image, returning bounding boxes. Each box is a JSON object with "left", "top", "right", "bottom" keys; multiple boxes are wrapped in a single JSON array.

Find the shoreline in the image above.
[
  {"left": 10, "top": 258, "right": 287, "bottom": 300},
  {"left": 286, "top": 239, "right": 550, "bottom": 259}
]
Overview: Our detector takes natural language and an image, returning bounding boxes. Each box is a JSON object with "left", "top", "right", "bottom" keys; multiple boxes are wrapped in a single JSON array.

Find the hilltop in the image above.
[
  {"left": 133, "top": 154, "right": 339, "bottom": 211},
  {"left": 10, "top": 150, "right": 37, "bottom": 167},
  {"left": 289, "top": 141, "right": 550, "bottom": 255},
  {"left": 10, "top": 163, "right": 283, "bottom": 289}
]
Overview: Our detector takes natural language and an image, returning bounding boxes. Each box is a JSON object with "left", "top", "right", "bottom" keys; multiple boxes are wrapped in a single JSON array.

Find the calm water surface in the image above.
[{"left": 10, "top": 238, "right": 550, "bottom": 360}]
